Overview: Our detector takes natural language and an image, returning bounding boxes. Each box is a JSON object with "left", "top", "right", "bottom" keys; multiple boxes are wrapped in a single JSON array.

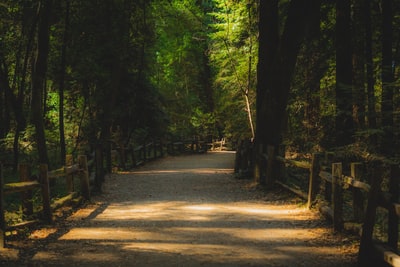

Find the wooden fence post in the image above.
[
  {"left": 39, "top": 164, "right": 52, "bottom": 223},
  {"left": 152, "top": 141, "right": 156, "bottom": 159},
  {"left": 0, "top": 163, "right": 5, "bottom": 248},
  {"left": 332, "top": 162, "right": 343, "bottom": 231},
  {"left": 351, "top": 162, "right": 364, "bottom": 222},
  {"left": 160, "top": 140, "right": 164, "bottom": 157},
  {"left": 95, "top": 144, "right": 104, "bottom": 191},
  {"left": 254, "top": 143, "right": 262, "bottom": 184},
  {"left": 19, "top": 163, "right": 33, "bottom": 216},
  {"left": 66, "top": 155, "right": 74, "bottom": 192},
  {"left": 324, "top": 152, "right": 335, "bottom": 202},
  {"left": 358, "top": 163, "right": 383, "bottom": 267},
  {"left": 143, "top": 142, "right": 147, "bottom": 161},
  {"left": 78, "top": 155, "right": 90, "bottom": 200},
  {"left": 130, "top": 144, "right": 136, "bottom": 167},
  {"left": 105, "top": 141, "right": 112, "bottom": 174},
  {"left": 307, "top": 153, "right": 322, "bottom": 209},
  {"left": 235, "top": 140, "right": 243, "bottom": 173},
  {"left": 388, "top": 164, "right": 399, "bottom": 249}
]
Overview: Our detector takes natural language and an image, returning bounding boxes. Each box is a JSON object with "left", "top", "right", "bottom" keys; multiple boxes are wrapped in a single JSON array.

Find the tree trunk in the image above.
[
  {"left": 335, "top": 0, "right": 354, "bottom": 146},
  {"left": 58, "top": 0, "right": 70, "bottom": 165},
  {"left": 380, "top": 0, "right": 394, "bottom": 156},
  {"left": 31, "top": 0, "right": 52, "bottom": 164},
  {"left": 0, "top": 59, "right": 27, "bottom": 170},
  {"left": 303, "top": 1, "right": 322, "bottom": 144},
  {"left": 255, "top": 0, "right": 278, "bottom": 147},
  {"left": 255, "top": 0, "right": 320, "bottom": 185},
  {"left": 254, "top": 0, "right": 278, "bottom": 183},
  {"left": 365, "top": 0, "right": 377, "bottom": 145},
  {"left": 352, "top": 0, "right": 366, "bottom": 130},
  {"left": 0, "top": 66, "right": 10, "bottom": 139},
  {"left": 0, "top": 84, "right": 4, "bottom": 139},
  {"left": 0, "top": 61, "right": 11, "bottom": 139}
]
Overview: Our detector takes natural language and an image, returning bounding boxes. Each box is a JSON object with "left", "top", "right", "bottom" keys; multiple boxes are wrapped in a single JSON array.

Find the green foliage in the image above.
[
  {"left": 1, "top": 0, "right": 398, "bottom": 171},
  {"left": 208, "top": 0, "right": 258, "bottom": 141},
  {"left": 150, "top": 0, "right": 215, "bottom": 139}
]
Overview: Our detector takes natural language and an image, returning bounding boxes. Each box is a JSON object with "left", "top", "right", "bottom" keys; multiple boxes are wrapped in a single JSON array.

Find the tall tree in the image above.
[
  {"left": 365, "top": 0, "right": 377, "bottom": 143},
  {"left": 255, "top": 0, "right": 320, "bottom": 185},
  {"left": 58, "top": 0, "right": 70, "bottom": 165},
  {"left": 352, "top": 0, "right": 366, "bottom": 130},
  {"left": 335, "top": 0, "right": 353, "bottom": 146},
  {"left": 296, "top": 0, "right": 324, "bottom": 149},
  {"left": 381, "top": 0, "right": 394, "bottom": 155},
  {"left": 31, "top": 0, "right": 53, "bottom": 164},
  {"left": 254, "top": 0, "right": 278, "bottom": 182}
]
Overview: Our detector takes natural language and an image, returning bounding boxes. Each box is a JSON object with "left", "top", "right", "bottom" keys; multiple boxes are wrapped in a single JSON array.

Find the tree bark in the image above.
[
  {"left": 380, "top": 0, "right": 394, "bottom": 155},
  {"left": 31, "top": 0, "right": 52, "bottom": 164},
  {"left": 254, "top": 0, "right": 278, "bottom": 183},
  {"left": 58, "top": 0, "right": 70, "bottom": 165},
  {"left": 365, "top": 0, "right": 377, "bottom": 142},
  {"left": 335, "top": 0, "right": 354, "bottom": 146},
  {"left": 303, "top": 1, "right": 322, "bottom": 144},
  {"left": 255, "top": 0, "right": 278, "bottom": 149},
  {"left": 352, "top": 0, "right": 366, "bottom": 130}
]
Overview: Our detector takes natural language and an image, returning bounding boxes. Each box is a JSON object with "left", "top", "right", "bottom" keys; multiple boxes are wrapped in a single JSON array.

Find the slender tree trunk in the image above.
[
  {"left": 0, "top": 59, "right": 27, "bottom": 170},
  {"left": 246, "top": 2, "right": 255, "bottom": 140},
  {"left": 335, "top": 0, "right": 354, "bottom": 146},
  {"left": 381, "top": 0, "right": 394, "bottom": 155},
  {"left": 0, "top": 84, "right": 4, "bottom": 138},
  {"left": 365, "top": 0, "right": 377, "bottom": 144},
  {"left": 58, "top": 0, "right": 70, "bottom": 165},
  {"left": 303, "top": 1, "right": 322, "bottom": 144},
  {"left": 31, "top": 0, "right": 52, "bottom": 164},
  {"left": 352, "top": 0, "right": 366, "bottom": 130},
  {"left": 12, "top": 4, "right": 39, "bottom": 170},
  {"left": 0, "top": 64, "right": 11, "bottom": 139}
]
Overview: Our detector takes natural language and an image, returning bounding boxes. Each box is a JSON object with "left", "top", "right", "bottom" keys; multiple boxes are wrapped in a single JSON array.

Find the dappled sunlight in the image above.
[
  {"left": 185, "top": 205, "right": 217, "bottom": 211},
  {"left": 59, "top": 226, "right": 324, "bottom": 243},
  {"left": 55, "top": 199, "right": 331, "bottom": 265},
  {"left": 91, "top": 201, "right": 312, "bottom": 222},
  {"left": 59, "top": 227, "right": 176, "bottom": 241},
  {"left": 29, "top": 227, "right": 58, "bottom": 239}
]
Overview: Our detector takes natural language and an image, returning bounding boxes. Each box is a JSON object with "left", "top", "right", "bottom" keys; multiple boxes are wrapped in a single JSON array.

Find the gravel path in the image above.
[{"left": 1, "top": 151, "right": 358, "bottom": 266}]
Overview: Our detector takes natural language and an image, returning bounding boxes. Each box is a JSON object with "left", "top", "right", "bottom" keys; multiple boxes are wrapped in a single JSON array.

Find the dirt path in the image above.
[{"left": 1, "top": 151, "right": 358, "bottom": 266}]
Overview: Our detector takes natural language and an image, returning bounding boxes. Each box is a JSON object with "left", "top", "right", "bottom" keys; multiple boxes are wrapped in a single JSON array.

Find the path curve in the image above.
[{"left": 1, "top": 152, "right": 357, "bottom": 266}]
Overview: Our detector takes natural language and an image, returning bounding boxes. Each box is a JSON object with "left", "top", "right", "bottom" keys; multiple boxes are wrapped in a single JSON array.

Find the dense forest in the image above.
[{"left": 0, "top": 0, "right": 399, "bottom": 178}]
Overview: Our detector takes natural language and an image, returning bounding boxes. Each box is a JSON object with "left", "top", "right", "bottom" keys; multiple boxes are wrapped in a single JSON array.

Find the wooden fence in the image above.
[
  {"left": 111, "top": 138, "right": 225, "bottom": 170},
  {"left": 235, "top": 143, "right": 400, "bottom": 267},
  {"left": 280, "top": 156, "right": 400, "bottom": 266},
  {"left": 0, "top": 155, "right": 90, "bottom": 248}
]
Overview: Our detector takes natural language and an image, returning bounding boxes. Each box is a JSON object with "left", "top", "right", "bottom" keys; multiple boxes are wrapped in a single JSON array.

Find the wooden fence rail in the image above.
[
  {"left": 112, "top": 138, "right": 218, "bottom": 170},
  {"left": 0, "top": 155, "right": 90, "bottom": 248}
]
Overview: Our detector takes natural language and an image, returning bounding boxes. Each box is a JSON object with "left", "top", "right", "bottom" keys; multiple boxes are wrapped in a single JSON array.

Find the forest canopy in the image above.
[{"left": 0, "top": 0, "right": 399, "bottom": 172}]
